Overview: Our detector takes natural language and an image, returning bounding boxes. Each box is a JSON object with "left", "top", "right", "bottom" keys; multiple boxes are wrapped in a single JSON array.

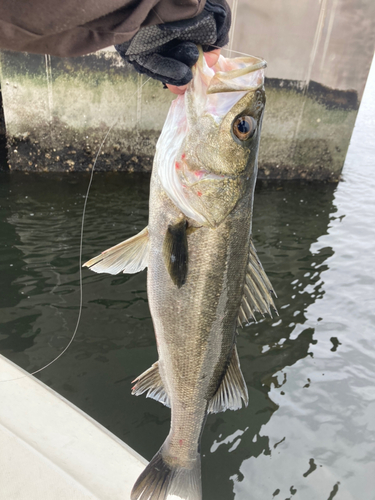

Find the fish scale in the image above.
[{"left": 84, "top": 49, "right": 277, "bottom": 499}]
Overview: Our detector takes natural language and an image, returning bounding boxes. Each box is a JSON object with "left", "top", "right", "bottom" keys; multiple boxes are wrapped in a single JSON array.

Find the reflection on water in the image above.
[
  {"left": 2, "top": 52, "right": 375, "bottom": 492},
  {"left": 1, "top": 171, "right": 362, "bottom": 499},
  {"left": 202, "top": 181, "right": 339, "bottom": 500}
]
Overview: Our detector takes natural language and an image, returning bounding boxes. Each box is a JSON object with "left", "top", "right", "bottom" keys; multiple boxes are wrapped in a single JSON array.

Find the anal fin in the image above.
[
  {"left": 208, "top": 346, "right": 248, "bottom": 414},
  {"left": 237, "top": 238, "right": 277, "bottom": 326},
  {"left": 132, "top": 361, "right": 170, "bottom": 408},
  {"left": 83, "top": 226, "right": 149, "bottom": 275}
]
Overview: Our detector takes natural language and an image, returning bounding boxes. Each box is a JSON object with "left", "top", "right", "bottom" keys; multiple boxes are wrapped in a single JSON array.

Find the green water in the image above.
[
  {"left": 1, "top": 167, "right": 374, "bottom": 499},
  {"left": 1, "top": 59, "right": 375, "bottom": 500}
]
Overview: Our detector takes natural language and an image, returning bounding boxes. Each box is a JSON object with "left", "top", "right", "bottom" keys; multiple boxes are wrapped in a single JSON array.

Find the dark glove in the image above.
[{"left": 115, "top": 0, "right": 231, "bottom": 87}]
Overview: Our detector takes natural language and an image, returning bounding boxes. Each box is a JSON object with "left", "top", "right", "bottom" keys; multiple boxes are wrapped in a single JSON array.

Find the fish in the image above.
[{"left": 84, "top": 49, "right": 277, "bottom": 500}]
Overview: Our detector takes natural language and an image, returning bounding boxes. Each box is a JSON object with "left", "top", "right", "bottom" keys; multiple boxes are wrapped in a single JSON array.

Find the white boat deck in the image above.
[{"left": 0, "top": 355, "right": 147, "bottom": 499}]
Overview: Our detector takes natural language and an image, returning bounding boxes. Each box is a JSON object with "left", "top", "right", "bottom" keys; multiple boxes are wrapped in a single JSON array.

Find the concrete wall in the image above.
[
  {"left": 0, "top": 51, "right": 171, "bottom": 174},
  {"left": 228, "top": 0, "right": 375, "bottom": 96},
  {"left": 0, "top": 0, "right": 374, "bottom": 180}
]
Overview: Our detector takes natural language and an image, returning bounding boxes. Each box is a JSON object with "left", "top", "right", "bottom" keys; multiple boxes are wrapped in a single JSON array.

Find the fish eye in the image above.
[{"left": 233, "top": 116, "right": 257, "bottom": 141}]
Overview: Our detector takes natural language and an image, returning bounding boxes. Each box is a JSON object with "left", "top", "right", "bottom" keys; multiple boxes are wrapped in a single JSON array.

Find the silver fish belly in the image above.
[{"left": 148, "top": 171, "right": 251, "bottom": 459}]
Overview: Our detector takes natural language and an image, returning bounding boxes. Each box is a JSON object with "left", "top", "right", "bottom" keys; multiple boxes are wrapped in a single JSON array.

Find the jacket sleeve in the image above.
[{"left": 0, "top": 0, "right": 205, "bottom": 57}]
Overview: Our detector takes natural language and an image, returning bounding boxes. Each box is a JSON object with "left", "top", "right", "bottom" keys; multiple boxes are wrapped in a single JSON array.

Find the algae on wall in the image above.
[
  {"left": 260, "top": 79, "right": 358, "bottom": 180},
  {"left": 0, "top": 50, "right": 174, "bottom": 174},
  {"left": 1, "top": 0, "right": 375, "bottom": 180},
  {"left": 0, "top": 49, "right": 359, "bottom": 180}
]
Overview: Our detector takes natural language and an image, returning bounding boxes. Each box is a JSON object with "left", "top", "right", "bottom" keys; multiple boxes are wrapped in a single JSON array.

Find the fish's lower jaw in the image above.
[{"left": 131, "top": 445, "right": 202, "bottom": 500}]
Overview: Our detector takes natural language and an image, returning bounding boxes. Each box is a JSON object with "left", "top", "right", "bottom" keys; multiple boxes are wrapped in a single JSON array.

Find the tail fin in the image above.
[{"left": 131, "top": 445, "right": 201, "bottom": 500}]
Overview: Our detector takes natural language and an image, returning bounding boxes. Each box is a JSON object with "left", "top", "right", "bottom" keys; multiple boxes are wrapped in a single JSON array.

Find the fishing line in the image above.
[
  {"left": 0, "top": 77, "right": 151, "bottom": 383},
  {"left": 1, "top": 45, "right": 255, "bottom": 383}
]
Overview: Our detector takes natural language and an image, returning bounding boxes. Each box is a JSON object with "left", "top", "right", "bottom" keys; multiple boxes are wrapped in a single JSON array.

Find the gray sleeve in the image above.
[{"left": 0, "top": 0, "right": 205, "bottom": 57}]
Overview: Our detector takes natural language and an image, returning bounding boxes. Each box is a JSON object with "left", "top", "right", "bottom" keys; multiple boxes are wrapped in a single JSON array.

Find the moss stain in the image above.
[{"left": 0, "top": 51, "right": 359, "bottom": 180}]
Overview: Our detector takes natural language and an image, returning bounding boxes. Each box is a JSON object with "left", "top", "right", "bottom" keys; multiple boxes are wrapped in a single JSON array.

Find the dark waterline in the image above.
[{"left": 1, "top": 61, "right": 374, "bottom": 499}]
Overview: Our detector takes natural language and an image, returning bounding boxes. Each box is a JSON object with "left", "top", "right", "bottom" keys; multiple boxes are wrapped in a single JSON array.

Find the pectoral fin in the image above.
[
  {"left": 163, "top": 219, "right": 188, "bottom": 288},
  {"left": 208, "top": 346, "right": 248, "bottom": 413},
  {"left": 132, "top": 361, "right": 170, "bottom": 408},
  {"left": 83, "top": 227, "right": 149, "bottom": 275},
  {"left": 237, "top": 238, "right": 277, "bottom": 326}
]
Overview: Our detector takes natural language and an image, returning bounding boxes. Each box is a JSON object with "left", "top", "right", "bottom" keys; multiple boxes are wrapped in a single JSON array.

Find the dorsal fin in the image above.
[
  {"left": 83, "top": 226, "right": 149, "bottom": 275},
  {"left": 208, "top": 346, "right": 248, "bottom": 413},
  {"left": 237, "top": 239, "right": 277, "bottom": 327}
]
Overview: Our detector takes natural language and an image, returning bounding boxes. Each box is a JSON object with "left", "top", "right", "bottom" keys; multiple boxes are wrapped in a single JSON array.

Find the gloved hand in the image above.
[{"left": 115, "top": 0, "right": 231, "bottom": 87}]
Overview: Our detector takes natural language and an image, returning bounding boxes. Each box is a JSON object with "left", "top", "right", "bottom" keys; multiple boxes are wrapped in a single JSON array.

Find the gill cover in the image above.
[{"left": 155, "top": 50, "right": 266, "bottom": 227}]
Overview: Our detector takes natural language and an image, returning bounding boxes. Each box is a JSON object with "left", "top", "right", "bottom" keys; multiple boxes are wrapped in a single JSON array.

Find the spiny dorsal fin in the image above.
[
  {"left": 208, "top": 346, "right": 248, "bottom": 414},
  {"left": 83, "top": 226, "right": 149, "bottom": 275},
  {"left": 132, "top": 361, "right": 170, "bottom": 408},
  {"left": 162, "top": 219, "right": 188, "bottom": 288},
  {"left": 237, "top": 238, "right": 278, "bottom": 327}
]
